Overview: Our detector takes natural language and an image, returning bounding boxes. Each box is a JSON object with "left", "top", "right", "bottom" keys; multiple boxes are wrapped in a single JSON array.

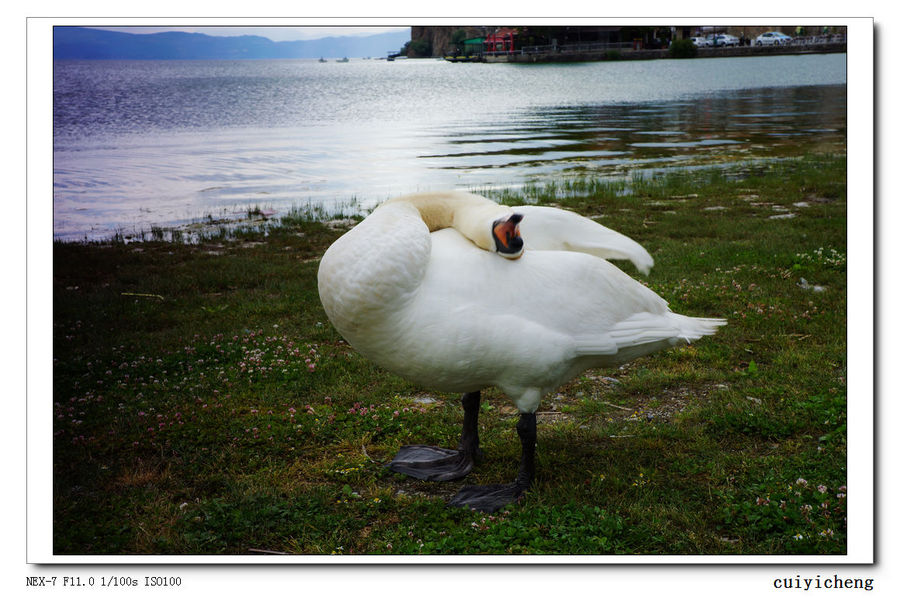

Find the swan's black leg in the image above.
[
  {"left": 448, "top": 412, "right": 536, "bottom": 513},
  {"left": 387, "top": 391, "right": 481, "bottom": 481},
  {"left": 514, "top": 412, "right": 536, "bottom": 488},
  {"left": 458, "top": 390, "right": 483, "bottom": 459}
]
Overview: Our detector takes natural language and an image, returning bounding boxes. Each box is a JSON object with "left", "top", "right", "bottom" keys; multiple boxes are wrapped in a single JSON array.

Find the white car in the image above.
[
  {"left": 711, "top": 34, "right": 739, "bottom": 46},
  {"left": 755, "top": 31, "right": 793, "bottom": 46},
  {"left": 690, "top": 36, "right": 711, "bottom": 47}
]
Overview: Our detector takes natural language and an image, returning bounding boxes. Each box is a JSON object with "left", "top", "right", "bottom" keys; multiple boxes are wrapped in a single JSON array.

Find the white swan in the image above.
[{"left": 317, "top": 190, "right": 724, "bottom": 512}]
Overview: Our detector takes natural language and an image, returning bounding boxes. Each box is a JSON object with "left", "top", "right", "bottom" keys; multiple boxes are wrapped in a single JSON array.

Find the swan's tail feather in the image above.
[
  {"left": 573, "top": 312, "right": 724, "bottom": 366},
  {"left": 607, "top": 312, "right": 726, "bottom": 349},
  {"left": 673, "top": 314, "right": 728, "bottom": 342},
  {"left": 513, "top": 205, "right": 654, "bottom": 274}
]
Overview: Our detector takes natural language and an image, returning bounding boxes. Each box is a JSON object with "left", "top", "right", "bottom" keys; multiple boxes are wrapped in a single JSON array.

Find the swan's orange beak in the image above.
[{"left": 492, "top": 213, "right": 524, "bottom": 259}]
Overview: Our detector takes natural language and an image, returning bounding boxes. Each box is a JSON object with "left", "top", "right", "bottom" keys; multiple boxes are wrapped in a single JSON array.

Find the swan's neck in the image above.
[{"left": 380, "top": 191, "right": 512, "bottom": 253}]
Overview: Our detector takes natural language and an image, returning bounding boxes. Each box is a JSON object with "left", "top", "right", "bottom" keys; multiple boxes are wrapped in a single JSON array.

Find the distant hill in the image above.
[{"left": 53, "top": 27, "right": 411, "bottom": 60}]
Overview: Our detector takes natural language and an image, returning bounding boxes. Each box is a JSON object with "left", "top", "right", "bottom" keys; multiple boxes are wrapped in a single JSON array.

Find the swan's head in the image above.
[{"left": 492, "top": 213, "right": 525, "bottom": 259}]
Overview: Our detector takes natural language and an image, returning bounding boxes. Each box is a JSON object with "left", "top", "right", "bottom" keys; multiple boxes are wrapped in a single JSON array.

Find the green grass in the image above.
[{"left": 53, "top": 153, "right": 847, "bottom": 556}]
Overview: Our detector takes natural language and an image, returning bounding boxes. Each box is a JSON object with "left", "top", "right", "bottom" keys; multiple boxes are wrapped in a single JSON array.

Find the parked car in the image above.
[
  {"left": 710, "top": 34, "right": 739, "bottom": 46},
  {"left": 755, "top": 31, "right": 793, "bottom": 46},
  {"left": 690, "top": 36, "right": 711, "bottom": 47}
]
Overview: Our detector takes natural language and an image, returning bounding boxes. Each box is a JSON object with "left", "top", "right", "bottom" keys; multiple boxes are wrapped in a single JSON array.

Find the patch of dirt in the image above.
[
  {"left": 598, "top": 382, "right": 723, "bottom": 425},
  {"left": 538, "top": 374, "right": 725, "bottom": 427}
]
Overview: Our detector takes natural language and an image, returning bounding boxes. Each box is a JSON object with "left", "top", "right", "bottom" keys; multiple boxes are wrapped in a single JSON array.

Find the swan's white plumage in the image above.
[{"left": 317, "top": 191, "right": 724, "bottom": 414}]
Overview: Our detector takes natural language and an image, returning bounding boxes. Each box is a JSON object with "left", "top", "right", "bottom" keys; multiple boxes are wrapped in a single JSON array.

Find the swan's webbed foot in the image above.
[
  {"left": 448, "top": 481, "right": 528, "bottom": 513},
  {"left": 387, "top": 391, "right": 482, "bottom": 482},
  {"left": 448, "top": 412, "right": 537, "bottom": 513},
  {"left": 388, "top": 445, "right": 474, "bottom": 481}
]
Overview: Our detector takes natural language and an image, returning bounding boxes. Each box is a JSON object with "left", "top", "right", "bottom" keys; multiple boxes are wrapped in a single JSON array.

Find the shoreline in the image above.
[
  {"left": 52, "top": 154, "right": 844, "bottom": 247},
  {"left": 482, "top": 44, "right": 847, "bottom": 63}
]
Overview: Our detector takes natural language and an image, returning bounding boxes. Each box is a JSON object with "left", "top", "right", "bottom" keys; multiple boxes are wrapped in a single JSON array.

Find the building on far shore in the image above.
[{"left": 411, "top": 25, "right": 848, "bottom": 58}]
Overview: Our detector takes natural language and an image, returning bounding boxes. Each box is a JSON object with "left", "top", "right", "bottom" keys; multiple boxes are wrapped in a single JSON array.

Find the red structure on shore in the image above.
[{"left": 484, "top": 28, "right": 516, "bottom": 53}]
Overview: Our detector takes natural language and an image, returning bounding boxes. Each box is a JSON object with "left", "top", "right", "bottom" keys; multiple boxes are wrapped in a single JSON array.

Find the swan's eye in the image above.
[{"left": 492, "top": 214, "right": 524, "bottom": 260}]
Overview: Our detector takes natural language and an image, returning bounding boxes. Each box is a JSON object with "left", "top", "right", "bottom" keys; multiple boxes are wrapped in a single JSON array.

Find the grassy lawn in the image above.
[{"left": 52, "top": 153, "right": 847, "bottom": 556}]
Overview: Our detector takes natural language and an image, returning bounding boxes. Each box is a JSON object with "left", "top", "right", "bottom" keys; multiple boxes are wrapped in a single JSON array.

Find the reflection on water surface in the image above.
[{"left": 53, "top": 55, "right": 846, "bottom": 241}]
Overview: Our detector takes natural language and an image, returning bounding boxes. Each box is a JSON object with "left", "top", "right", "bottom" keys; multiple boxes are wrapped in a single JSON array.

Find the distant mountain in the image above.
[{"left": 53, "top": 27, "right": 411, "bottom": 60}]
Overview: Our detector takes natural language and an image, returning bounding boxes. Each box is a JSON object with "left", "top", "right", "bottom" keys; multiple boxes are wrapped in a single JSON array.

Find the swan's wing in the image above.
[{"left": 512, "top": 205, "right": 654, "bottom": 275}]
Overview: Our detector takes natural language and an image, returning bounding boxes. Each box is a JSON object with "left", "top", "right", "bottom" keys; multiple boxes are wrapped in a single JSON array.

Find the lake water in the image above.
[{"left": 53, "top": 54, "right": 846, "bottom": 241}]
